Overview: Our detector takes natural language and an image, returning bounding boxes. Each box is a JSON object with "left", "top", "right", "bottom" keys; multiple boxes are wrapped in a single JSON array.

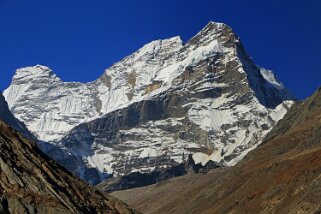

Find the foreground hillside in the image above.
[
  {"left": 112, "top": 87, "right": 321, "bottom": 214},
  {"left": 0, "top": 121, "right": 137, "bottom": 214}
]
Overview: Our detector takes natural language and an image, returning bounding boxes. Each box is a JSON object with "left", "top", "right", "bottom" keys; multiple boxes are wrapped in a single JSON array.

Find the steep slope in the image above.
[
  {"left": 0, "top": 92, "right": 35, "bottom": 140},
  {"left": 4, "top": 21, "right": 294, "bottom": 184},
  {"left": 112, "top": 87, "right": 321, "bottom": 214},
  {"left": 0, "top": 121, "right": 137, "bottom": 214}
]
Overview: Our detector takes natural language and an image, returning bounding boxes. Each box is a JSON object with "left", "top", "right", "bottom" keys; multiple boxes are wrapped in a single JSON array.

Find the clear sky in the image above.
[{"left": 0, "top": 0, "right": 320, "bottom": 99}]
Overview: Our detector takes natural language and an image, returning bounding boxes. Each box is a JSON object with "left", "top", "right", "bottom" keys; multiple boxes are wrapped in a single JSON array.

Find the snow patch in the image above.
[{"left": 260, "top": 68, "right": 284, "bottom": 90}]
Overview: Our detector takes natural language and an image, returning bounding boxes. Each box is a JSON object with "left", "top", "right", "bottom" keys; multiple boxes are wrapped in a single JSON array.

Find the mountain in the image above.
[
  {"left": 0, "top": 121, "right": 138, "bottom": 214},
  {"left": 0, "top": 92, "right": 35, "bottom": 140},
  {"left": 111, "top": 87, "right": 321, "bottom": 214},
  {"left": 4, "top": 21, "right": 295, "bottom": 184}
]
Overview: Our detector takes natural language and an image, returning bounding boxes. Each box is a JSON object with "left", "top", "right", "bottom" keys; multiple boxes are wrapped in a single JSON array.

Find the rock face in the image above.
[
  {"left": 111, "top": 87, "right": 321, "bottom": 214},
  {"left": 0, "top": 121, "right": 137, "bottom": 214},
  {"left": 4, "top": 21, "right": 295, "bottom": 184}
]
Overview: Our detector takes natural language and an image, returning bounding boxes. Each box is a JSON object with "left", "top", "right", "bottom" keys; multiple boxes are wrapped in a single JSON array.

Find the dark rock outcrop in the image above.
[
  {"left": 97, "top": 165, "right": 186, "bottom": 193},
  {"left": 98, "top": 154, "right": 222, "bottom": 192},
  {"left": 184, "top": 154, "right": 223, "bottom": 174}
]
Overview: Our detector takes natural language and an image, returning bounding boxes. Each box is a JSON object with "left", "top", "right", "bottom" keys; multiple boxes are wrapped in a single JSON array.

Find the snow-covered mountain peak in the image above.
[
  {"left": 4, "top": 65, "right": 64, "bottom": 114},
  {"left": 185, "top": 21, "right": 235, "bottom": 47},
  {"left": 12, "top": 65, "right": 58, "bottom": 81},
  {"left": 205, "top": 21, "right": 228, "bottom": 30},
  {"left": 4, "top": 21, "right": 296, "bottom": 184},
  {"left": 193, "top": 21, "right": 228, "bottom": 37}
]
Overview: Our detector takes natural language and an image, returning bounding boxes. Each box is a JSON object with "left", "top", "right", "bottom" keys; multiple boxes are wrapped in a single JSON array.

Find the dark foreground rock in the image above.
[{"left": 0, "top": 121, "right": 138, "bottom": 214}]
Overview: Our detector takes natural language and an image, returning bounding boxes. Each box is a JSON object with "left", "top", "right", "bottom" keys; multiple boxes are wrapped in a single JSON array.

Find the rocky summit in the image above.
[
  {"left": 4, "top": 21, "right": 295, "bottom": 184},
  {"left": 0, "top": 121, "right": 137, "bottom": 214}
]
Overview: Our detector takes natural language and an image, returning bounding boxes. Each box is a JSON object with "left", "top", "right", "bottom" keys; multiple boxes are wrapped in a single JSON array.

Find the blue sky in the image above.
[{"left": 0, "top": 0, "right": 320, "bottom": 99}]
